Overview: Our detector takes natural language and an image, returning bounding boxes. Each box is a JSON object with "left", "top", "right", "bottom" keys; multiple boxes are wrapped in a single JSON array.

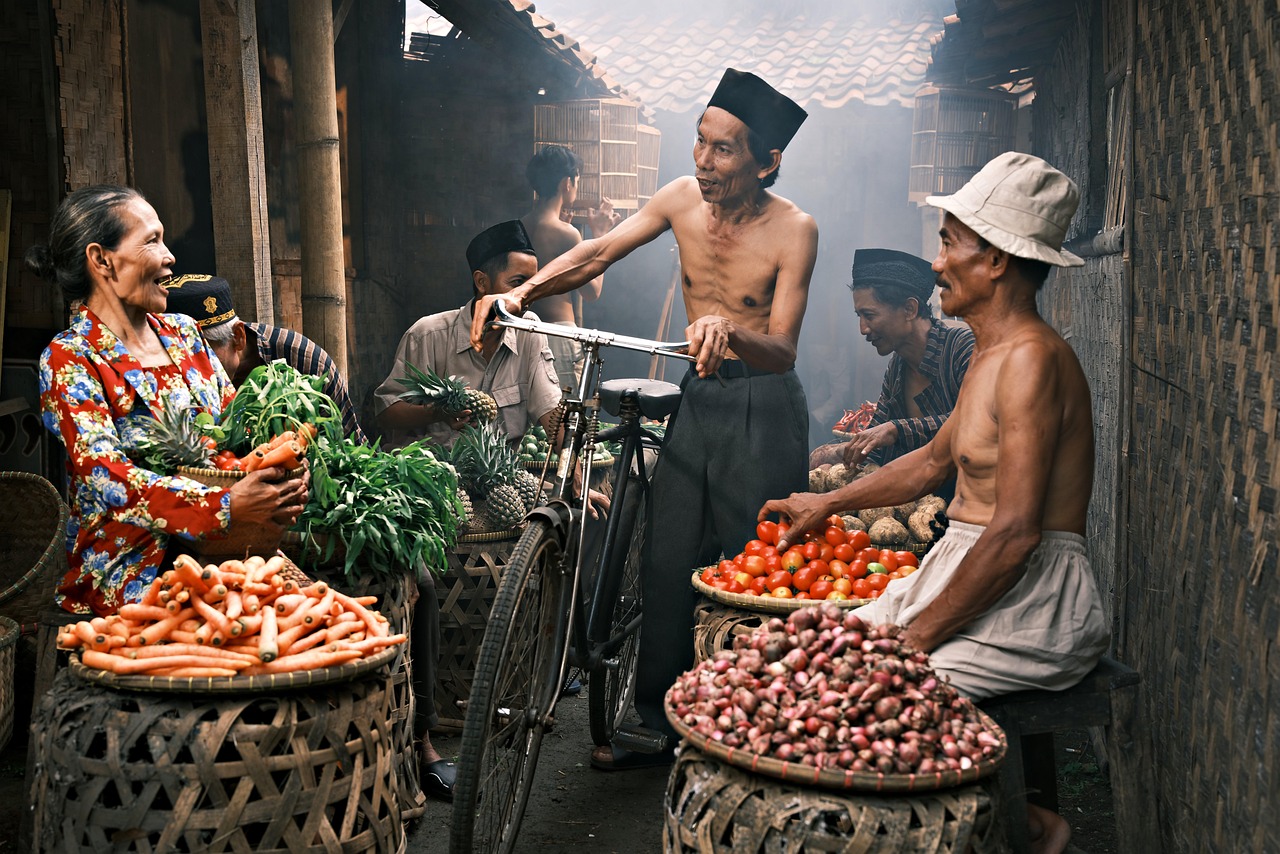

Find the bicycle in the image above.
[{"left": 449, "top": 304, "right": 693, "bottom": 854}]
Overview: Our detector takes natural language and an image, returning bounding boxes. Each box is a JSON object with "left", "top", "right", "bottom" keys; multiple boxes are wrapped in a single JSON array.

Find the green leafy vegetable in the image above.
[
  {"left": 295, "top": 437, "right": 463, "bottom": 582},
  {"left": 219, "top": 360, "right": 343, "bottom": 453}
]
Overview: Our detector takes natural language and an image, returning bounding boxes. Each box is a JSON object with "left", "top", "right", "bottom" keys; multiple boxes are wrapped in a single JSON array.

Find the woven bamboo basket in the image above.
[
  {"left": 692, "top": 601, "right": 771, "bottom": 665},
  {"left": 0, "top": 616, "right": 17, "bottom": 752},
  {"left": 435, "top": 534, "right": 520, "bottom": 731},
  {"left": 29, "top": 668, "right": 403, "bottom": 853},
  {"left": 664, "top": 745, "right": 1005, "bottom": 853},
  {"left": 0, "top": 472, "right": 69, "bottom": 634},
  {"left": 286, "top": 558, "right": 425, "bottom": 821}
]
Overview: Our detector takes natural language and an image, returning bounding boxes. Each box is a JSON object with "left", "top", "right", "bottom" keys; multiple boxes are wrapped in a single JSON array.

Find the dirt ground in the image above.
[{"left": 0, "top": 666, "right": 1118, "bottom": 853}]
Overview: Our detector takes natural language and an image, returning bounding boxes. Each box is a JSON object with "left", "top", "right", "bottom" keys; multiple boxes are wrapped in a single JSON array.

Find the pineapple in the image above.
[
  {"left": 447, "top": 423, "right": 524, "bottom": 531},
  {"left": 134, "top": 396, "right": 215, "bottom": 473},
  {"left": 457, "top": 490, "right": 475, "bottom": 529},
  {"left": 513, "top": 468, "right": 542, "bottom": 512},
  {"left": 486, "top": 483, "right": 526, "bottom": 530},
  {"left": 396, "top": 363, "right": 498, "bottom": 423}
]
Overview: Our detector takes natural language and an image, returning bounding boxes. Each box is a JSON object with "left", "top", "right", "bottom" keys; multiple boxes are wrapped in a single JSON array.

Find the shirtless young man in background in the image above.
[
  {"left": 473, "top": 68, "right": 818, "bottom": 770},
  {"left": 761, "top": 152, "right": 1110, "bottom": 854},
  {"left": 520, "top": 144, "right": 621, "bottom": 390}
]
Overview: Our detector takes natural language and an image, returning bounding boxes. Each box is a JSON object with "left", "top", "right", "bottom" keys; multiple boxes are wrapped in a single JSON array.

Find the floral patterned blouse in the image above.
[{"left": 40, "top": 305, "right": 237, "bottom": 616}]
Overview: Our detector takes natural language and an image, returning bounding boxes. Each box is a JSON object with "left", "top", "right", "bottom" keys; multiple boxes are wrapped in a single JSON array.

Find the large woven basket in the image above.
[
  {"left": 664, "top": 745, "right": 1006, "bottom": 853},
  {"left": 29, "top": 668, "right": 403, "bottom": 853},
  {"left": 0, "top": 472, "right": 69, "bottom": 634},
  {"left": 0, "top": 616, "right": 18, "bottom": 752}
]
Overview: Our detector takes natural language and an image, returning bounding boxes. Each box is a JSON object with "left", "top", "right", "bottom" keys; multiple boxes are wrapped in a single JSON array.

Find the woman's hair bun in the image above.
[{"left": 24, "top": 244, "right": 56, "bottom": 282}]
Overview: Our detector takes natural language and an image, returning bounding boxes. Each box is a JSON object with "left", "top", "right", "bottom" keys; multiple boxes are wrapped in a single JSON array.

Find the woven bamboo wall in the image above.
[
  {"left": 1030, "top": 2, "right": 1124, "bottom": 633},
  {"left": 52, "top": 0, "right": 129, "bottom": 189},
  {"left": 1127, "top": 0, "right": 1280, "bottom": 849},
  {"left": 0, "top": 0, "right": 59, "bottom": 336}
]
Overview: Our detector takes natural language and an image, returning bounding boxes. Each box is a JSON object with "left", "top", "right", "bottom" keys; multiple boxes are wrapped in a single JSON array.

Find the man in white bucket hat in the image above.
[{"left": 763, "top": 151, "right": 1109, "bottom": 854}]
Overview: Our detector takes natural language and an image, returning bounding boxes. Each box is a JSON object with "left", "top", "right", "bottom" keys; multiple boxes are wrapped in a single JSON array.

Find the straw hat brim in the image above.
[{"left": 926, "top": 194, "right": 1085, "bottom": 268}]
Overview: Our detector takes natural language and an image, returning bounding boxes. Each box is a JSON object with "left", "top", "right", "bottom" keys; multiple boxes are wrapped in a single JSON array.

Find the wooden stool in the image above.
[{"left": 979, "top": 656, "right": 1156, "bottom": 853}]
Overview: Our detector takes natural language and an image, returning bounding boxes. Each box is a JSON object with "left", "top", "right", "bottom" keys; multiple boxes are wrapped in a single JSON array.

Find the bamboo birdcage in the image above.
[
  {"left": 908, "top": 86, "right": 1018, "bottom": 202},
  {"left": 533, "top": 98, "right": 642, "bottom": 213},
  {"left": 636, "top": 124, "right": 662, "bottom": 208}
]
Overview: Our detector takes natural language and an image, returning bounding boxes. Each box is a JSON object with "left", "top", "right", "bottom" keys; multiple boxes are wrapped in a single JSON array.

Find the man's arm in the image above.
[
  {"left": 764, "top": 417, "right": 957, "bottom": 551},
  {"left": 685, "top": 213, "right": 819, "bottom": 377},
  {"left": 900, "top": 341, "right": 1063, "bottom": 652},
  {"left": 471, "top": 179, "right": 686, "bottom": 348}
]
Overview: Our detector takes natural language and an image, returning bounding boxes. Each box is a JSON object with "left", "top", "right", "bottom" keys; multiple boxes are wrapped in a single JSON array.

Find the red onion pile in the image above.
[{"left": 668, "top": 604, "right": 1003, "bottom": 774}]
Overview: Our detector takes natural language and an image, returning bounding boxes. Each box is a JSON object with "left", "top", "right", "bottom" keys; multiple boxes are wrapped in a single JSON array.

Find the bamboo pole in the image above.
[
  {"left": 287, "top": 0, "right": 348, "bottom": 375},
  {"left": 200, "top": 0, "right": 274, "bottom": 324}
]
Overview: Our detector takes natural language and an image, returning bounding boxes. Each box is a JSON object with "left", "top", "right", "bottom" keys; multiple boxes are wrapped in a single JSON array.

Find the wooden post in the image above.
[
  {"left": 199, "top": 0, "right": 274, "bottom": 324},
  {"left": 287, "top": 0, "right": 348, "bottom": 376}
]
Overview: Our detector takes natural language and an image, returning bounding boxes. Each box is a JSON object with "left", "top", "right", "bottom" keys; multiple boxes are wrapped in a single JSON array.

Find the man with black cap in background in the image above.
[
  {"left": 373, "top": 219, "right": 562, "bottom": 450},
  {"left": 810, "top": 249, "right": 974, "bottom": 489},
  {"left": 164, "top": 274, "right": 367, "bottom": 443},
  {"left": 471, "top": 68, "right": 818, "bottom": 770}
]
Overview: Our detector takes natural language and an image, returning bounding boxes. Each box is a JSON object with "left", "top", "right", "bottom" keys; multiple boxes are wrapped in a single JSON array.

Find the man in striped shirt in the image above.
[
  {"left": 165, "top": 274, "right": 368, "bottom": 442},
  {"left": 813, "top": 249, "right": 974, "bottom": 478}
]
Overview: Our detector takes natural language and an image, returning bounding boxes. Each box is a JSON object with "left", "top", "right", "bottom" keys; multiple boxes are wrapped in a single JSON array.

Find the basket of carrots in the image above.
[{"left": 57, "top": 553, "right": 405, "bottom": 693}]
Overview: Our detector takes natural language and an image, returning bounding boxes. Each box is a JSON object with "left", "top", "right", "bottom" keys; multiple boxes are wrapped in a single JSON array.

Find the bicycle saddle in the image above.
[{"left": 599, "top": 378, "right": 682, "bottom": 421}]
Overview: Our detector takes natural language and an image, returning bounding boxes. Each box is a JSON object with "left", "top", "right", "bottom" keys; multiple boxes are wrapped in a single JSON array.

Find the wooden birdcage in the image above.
[
  {"left": 908, "top": 86, "right": 1018, "bottom": 202},
  {"left": 534, "top": 98, "right": 641, "bottom": 213},
  {"left": 636, "top": 124, "right": 662, "bottom": 208}
]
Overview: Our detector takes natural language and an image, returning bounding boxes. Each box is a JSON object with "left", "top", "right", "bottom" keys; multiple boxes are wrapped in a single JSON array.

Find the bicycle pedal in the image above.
[{"left": 612, "top": 724, "right": 671, "bottom": 754}]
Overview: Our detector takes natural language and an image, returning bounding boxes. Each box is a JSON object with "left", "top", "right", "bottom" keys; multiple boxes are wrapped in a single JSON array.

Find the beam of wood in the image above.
[
  {"left": 288, "top": 0, "right": 348, "bottom": 376},
  {"left": 199, "top": 0, "right": 274, "bottom": 324}
]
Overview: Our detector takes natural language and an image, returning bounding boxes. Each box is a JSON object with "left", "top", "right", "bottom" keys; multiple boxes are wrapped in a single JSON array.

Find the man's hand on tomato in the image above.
[
  {"left": 685, "top": 315, "right": 733, "bottom": 378},
  {"left": 842, "top": 422, "right": 897, "bottom": 467},
  {"left": 758, "top": 492, "right": 835, "bottom": 552}
]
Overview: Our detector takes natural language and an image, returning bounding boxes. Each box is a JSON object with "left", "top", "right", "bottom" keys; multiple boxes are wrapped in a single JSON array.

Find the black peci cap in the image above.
[
  {"left": 164, "top": 274, "right": 237, "bottom": 327},
  {"left": 851, "top": 249, "right": 935, "bottom": 300},
  {"left": 465, "top": 220, "right": 536, "bottom": 273},
  {"left": 706, "top": 68, "right": 808, "bottom": 151}
]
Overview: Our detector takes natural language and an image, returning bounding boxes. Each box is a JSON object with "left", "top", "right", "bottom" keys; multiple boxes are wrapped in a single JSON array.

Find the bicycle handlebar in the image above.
[{"left": 490, "top": 302, "right": 697, "bottom": 364}]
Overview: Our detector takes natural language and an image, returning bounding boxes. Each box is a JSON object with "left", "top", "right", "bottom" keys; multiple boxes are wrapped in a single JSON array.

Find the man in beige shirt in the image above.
[{"left": 374, "top": 220, "right": 563, "bottom": 449}]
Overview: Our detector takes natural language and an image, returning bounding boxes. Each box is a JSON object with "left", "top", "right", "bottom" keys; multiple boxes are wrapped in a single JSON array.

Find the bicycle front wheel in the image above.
[
  {"left": 588, "top": 471, "right": 647, "bottom": 747},
  {"left": 450, "top": 518, "right": 569, "bottom": 854}
]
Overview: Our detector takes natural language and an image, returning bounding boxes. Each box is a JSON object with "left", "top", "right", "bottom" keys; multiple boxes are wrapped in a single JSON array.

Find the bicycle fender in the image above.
[{"left": 527, "top": 502, "right": 572, "bottom": 542}]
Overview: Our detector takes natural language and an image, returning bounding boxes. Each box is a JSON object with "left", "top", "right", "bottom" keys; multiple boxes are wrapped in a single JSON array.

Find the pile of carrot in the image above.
[
  {"left": 241, "top": 424, "right": 316, "bottom": 474},
  {"left": 57, "top": 552, "right": 405, "bottom": 678}
]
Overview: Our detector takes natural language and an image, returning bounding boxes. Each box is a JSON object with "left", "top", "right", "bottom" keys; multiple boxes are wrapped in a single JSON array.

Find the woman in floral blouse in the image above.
[{"left": 27, "top": 186, "right": 308, "bottom": 616}]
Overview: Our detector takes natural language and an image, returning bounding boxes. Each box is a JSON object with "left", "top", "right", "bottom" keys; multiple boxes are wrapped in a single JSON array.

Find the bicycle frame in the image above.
[{"left": 489, "top": 304, "right": 692, "bottom": 715}]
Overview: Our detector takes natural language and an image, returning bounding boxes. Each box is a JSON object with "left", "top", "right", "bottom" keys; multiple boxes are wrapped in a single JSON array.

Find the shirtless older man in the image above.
[
  {"left": 761, "top": 152, "right": 1109, "bottom": 854},
  {"left": 473, "top": 68, "right": 818, "bottom": 769}
]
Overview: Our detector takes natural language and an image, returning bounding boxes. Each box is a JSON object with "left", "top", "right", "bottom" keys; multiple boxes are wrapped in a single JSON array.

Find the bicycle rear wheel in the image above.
[
  {"left": 450, "top": 518, "right": 569, "bottom": 854},
  {"left": 588, "top": 471, "right": 647, "bottom": 747}
]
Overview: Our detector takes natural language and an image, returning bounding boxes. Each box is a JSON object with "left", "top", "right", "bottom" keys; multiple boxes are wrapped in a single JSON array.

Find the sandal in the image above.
[
  {"left": 589, "top": 742, "right": 674, "bottom": 772},
  {"left": 422, "top": 758, "right": 457, "bottom": 801}
]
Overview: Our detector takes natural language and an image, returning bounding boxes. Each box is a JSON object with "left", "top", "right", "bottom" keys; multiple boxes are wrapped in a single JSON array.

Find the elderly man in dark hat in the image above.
[
  {"left": 164, "top": 274, "right": 367, "bottom": 443},
  {"left": 810, "top": 249, "right": 974, "bottom": 485},
  {"left": 471, "top": 69, "right": 818, "bottom": 770},
  {"left": 763, "top": 152, "right": 1109, "bottom": 854},
  {"left": 372, "top": 219, "right": 562, "bottom": 450}
]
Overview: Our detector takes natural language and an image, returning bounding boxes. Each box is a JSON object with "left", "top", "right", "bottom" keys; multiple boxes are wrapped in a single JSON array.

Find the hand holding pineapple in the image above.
[{"left": 396, "top": 363, "right": 498, "bottom": 432}]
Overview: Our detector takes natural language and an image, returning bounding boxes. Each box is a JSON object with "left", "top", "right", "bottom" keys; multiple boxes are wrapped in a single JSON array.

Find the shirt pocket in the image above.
[
  {"left": 540, "top": 348, "right": 560, "bottom": 386},
  {"left": 492, "top": 383, "right": 525, "bottom": 438}
]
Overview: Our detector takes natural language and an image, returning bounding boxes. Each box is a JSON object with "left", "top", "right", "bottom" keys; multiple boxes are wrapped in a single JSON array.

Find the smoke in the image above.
[{"left": 407, "top": 0, "right": 952, "bottom": 446}]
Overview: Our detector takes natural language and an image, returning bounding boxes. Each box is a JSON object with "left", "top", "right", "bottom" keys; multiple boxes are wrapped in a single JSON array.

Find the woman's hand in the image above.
[
  {"left": 842, "top": 422, "right": 897, "bottom": 467},
  {"left": 227, "top": 461, "right": 310, "bottom": 531}
]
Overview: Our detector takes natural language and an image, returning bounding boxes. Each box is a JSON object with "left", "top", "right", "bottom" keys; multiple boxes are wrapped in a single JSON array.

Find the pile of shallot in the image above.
[{"left": 668, "top": 603, "right": 1003, "bottom": 775}]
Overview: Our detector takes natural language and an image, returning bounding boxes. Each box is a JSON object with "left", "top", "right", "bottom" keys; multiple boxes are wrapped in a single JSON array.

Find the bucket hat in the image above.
[{"left": 926, "top": 151, "right": 1084, "bottom": 267}]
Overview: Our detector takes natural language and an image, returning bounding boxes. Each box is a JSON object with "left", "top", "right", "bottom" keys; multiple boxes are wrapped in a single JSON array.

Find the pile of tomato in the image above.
[
  {"left": 212, "top": 449, "right": 245, "bottom": 471},
  {"left": 699, "top": 515, "right": 921, "bottom": 602}
]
